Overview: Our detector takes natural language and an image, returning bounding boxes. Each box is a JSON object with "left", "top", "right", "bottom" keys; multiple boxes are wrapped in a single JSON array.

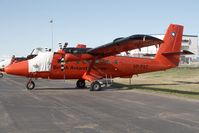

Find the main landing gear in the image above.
[
  {"left": 90, "top": 78, "right": 113, "bottom": 91},
  {"left": 90, "top": 81, "right": 102, "bottom": 91},
  {"left": 75, "top": 79, "right": 102, "bottom": 91},
  {"left": 26, "top": 79, "right": 35, "bottom": 90},
  {"left": 0, "top": 73, "right": 3, "bottom": 78},
  {"left": 76, "top": 79, "right": 102, "bottom": 91},
  {"left": 76, "top": 79, "right": 86, "bottom": 88}
]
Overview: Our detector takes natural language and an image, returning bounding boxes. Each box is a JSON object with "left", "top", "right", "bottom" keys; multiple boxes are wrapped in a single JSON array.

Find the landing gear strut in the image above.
[
  {"left": 90, "top": 81, "right": 101, "bottom": 91},
  {"left": 0, "top": 73, "right": 3, "bottom": 78},
  {"left": 76, "top": 79, "right": 86, "bottom": 88},
  {"left": 26, "top": 79, "right": 35, "bottom": 90}
]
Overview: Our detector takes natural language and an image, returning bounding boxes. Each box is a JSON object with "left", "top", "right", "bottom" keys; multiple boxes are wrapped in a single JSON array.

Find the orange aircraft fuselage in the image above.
[{"left": 31, "top": 56, "right": 169, "bottom": 79}]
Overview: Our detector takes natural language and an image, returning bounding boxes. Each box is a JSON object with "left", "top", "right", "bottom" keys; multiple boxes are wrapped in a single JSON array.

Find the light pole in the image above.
[{"left": 50, "top": 19, "right": 53, "bottom": 51}]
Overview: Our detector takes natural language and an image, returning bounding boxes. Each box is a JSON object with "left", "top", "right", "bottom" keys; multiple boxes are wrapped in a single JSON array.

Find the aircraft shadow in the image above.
[
  {"left": 34, "top": 87, "right": 88, "bottom": 91},
  {"left": 109, "top": 82, "right": 199, "bottom": 96},
  {"left": 175, "top": 81, "right": 199, "bottom": 84},
  {"left": 33, "top": 81, "right": 199, "bottom": 96}
]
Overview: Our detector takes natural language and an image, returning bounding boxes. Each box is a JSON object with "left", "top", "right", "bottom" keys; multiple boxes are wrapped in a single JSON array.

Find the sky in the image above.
[{"left": 0, "top": 0, "right": 199, "bottom": 57}]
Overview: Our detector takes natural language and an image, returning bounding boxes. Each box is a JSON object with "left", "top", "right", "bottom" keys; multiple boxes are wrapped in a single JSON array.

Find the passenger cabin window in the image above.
[
  {"left": 105, "top": 60, "right": 110, "bottom": 64},
  {"left": 87, "top": 60, "right": 92, "bottom": 63},
  {"left": 114, "top": 60, "right": 118, "bottom": 64},
  {"left": 95, "top": 60, "right": 99, "bottom": 64},
  {"left": 57, "top": 59, "right": 61, "bottom": 63},
  {"left": 82, "top": 60, "right": 87, "bottom": 64}
]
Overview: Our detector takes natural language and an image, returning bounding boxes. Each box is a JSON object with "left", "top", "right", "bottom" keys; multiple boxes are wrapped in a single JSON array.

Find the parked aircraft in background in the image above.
[
  {"left": 5, "top": 24, "right": 184, "bottom": 91},
  {"left": 0, "top": 58, "right": 12, "bottom": 78}
]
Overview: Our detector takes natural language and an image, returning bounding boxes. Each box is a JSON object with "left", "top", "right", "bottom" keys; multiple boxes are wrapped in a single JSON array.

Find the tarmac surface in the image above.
[{"left": 0, "top": 74, "right": 199, "bottom": 133}]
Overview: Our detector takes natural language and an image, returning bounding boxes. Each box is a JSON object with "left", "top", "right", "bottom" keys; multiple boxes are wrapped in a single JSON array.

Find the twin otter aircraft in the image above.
[{"left": 5, "top": 24, "right": 184, "bottom": 91}]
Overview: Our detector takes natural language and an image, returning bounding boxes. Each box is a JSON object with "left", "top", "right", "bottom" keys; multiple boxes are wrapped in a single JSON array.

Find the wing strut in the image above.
[{"left": 82, "top": 59, "right": 103, "bottom": 82}]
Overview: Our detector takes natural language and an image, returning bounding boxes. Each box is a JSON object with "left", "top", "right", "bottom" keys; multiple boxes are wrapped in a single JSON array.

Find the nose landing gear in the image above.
[
  {"left": 26, "top": 79, "right": 35, "bottom": 90},
  {"left": 0, "top": 73, "right": 3, "bottom": 78}
]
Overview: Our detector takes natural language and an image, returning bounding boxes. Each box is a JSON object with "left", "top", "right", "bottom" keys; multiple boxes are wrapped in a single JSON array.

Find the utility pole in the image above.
[{"left": 50, "top": 19, "right": 53, "bottom": 51}]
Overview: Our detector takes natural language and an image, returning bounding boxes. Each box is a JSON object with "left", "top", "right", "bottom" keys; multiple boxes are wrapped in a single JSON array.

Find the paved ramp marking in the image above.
[
  {"left": 3, "top": 77, "right": 25, "bottom": 90},
  {"left": 75, "top": 123, "right": 98, "bottom": 129},
  {"left": 0, "top": 101, "right": 17, "bottom": 130},
  {"left": 164, "top": 118, "right": 199, "bottom": 130},
  {"left": 4, "top": 77, "right": 43, "bottom": 101},
  {"left": 157, "top": 112, "right": 199, "bottom": 129},
  {"left": 119, "top": 98, "right": 146, "bottom": 105},
  {"left": 0, "top": 78, "right": 13, "bottom": 86}
]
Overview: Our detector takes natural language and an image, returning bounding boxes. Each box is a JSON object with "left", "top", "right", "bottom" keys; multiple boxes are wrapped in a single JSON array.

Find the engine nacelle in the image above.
[{"left": 65, "top": 53, "right": 93, "bottom": 62}]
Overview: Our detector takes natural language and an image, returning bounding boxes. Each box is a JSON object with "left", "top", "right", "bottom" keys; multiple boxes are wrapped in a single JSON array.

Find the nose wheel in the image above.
[
  {"left": 0, "top": 73, "right": 3, "bottom": 78},
  {"left": 26, "top": 80, "right": 35, "bottom": 90},
  {"left": 76, "top": 79, "right": 86, "bottom": 88}
]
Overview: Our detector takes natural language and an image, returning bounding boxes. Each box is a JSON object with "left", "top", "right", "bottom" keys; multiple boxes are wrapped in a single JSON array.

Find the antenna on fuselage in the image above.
[{"left": 59, "top": 42, "right": 62, "bottom": 49}]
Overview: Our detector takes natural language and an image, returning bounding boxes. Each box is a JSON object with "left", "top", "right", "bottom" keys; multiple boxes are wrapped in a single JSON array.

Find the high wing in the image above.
[{"left": 87, "top": 34, "right": 163, "bottom": 58}]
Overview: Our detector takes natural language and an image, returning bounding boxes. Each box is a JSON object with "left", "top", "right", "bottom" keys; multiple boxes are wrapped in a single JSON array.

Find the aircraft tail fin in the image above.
[{"left": 155, "top": 24, "right": 184, "bottom": 67}]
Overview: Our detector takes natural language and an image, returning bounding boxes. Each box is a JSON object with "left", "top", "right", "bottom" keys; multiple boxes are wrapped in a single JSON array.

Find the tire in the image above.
[
  {"left": 0, "top": 73, "right": 3, "bottom": 78},
  {"left": 26, "top": 81, "right": 35, "bottom": 90},
  {"left": 76, "top": 79, "right": 86, "bottom": 88},
  {"left": 90, "top": 81, "right": 101, "bottom": 91}
]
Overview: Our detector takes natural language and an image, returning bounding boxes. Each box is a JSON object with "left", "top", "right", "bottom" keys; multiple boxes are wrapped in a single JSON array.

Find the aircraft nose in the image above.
[{"left": 5, "top": 61, "right": 28, "bottom": 76}]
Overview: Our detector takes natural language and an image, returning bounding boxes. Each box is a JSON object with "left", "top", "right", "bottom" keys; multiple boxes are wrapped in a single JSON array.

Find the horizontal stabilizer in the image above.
[
  {"left": 162, "top": 50, "right": 194, "bottom": 55},
  {"left": 180, "top": 50, "right": 194, "bottom": 55},
  {"left": 143, "top": 53, "right": 156, "bottom": 57}
]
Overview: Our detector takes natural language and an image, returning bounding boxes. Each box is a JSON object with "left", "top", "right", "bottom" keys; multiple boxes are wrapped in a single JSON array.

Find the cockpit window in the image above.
[{"left": 63, "top": 48, "right": 91, "bottom": 54}]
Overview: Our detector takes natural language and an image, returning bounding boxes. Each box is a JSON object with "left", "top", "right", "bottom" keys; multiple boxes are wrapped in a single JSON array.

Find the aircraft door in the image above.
[{"left": 50, "top": 53, "right": 66, "bottom": 79}]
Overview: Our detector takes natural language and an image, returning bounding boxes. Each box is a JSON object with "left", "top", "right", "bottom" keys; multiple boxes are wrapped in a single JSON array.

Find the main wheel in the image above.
[
  {"left": 76, "top": 79, "right": 86, "bottom": 88},
  {"left": 26, "top": 81, "right": 35, "bottom": 90},
  {"left": 0, "top": 73, "right": 3, "bottom": 78},
  {"left": 90, "top": 81, "right": 101, "bottom": 91}
]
